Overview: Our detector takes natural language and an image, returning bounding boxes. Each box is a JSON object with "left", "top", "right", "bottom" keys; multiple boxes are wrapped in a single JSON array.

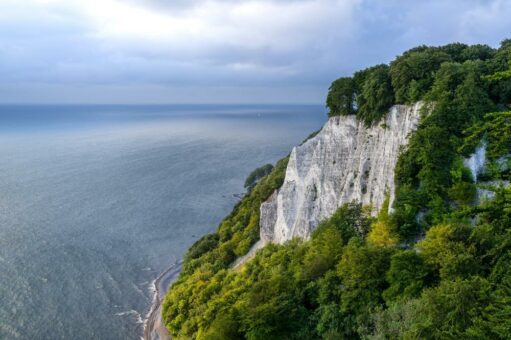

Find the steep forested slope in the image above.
[{"left": 162, "top": 40, "right": 511, "bottom": 339}]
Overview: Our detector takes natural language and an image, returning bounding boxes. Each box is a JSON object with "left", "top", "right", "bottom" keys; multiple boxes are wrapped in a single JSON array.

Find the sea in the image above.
[{"left": 0, "top": 104, "right": 325, "bottom": 339}]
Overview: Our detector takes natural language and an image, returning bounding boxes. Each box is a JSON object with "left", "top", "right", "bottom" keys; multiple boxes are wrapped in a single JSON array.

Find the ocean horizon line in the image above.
[{"left": 0, "top": 102, "right": 324, "bottom": 107}]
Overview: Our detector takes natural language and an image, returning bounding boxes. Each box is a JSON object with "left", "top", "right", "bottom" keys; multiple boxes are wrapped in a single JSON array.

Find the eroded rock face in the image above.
[{"left": 260, "top": 103, "right": 422, "bottom": 244}]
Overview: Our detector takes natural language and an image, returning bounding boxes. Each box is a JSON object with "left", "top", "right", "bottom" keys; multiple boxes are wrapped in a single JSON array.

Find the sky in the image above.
[{"left": 0, "top": 0, "right": 510, "bottom": 104}]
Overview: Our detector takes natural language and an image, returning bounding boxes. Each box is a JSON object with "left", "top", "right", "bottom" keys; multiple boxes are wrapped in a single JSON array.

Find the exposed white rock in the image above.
[
  {"left": 260, "top": 103, "right": 422, "bottom": 244},
  {"left": 464, "top": 143, "right": 486, "bottom": 181},
  {"left": 463, "top": 144, "right": 511, "bottom": 204}
]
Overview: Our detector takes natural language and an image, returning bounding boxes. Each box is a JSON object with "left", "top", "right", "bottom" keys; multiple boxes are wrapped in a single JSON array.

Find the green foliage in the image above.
[
  {"left": 448, "top": 181, "right": 477, "bottom": 206},
  {"left": 390, "top": 47, "right": 450, "bottom": 103},
  {"left": 486, "top": 39, "right": 511, "bottom": 108},
  {"left": 468, "top": 263, "right": 511, "bottom": 339},
  {"left": 485, "top": 65, "right": 511, "bottom": 82},
  {"left": 337, "top": 239, "right": 392, "bottom": 335},
  {"left": 314, "top": 202, "right": 372, "bottom": 242},
  {"left": 394, "top": 58, "right": 496, "bottom": 236},
  {"left": 447, "top": 157, "right": 477, "bottom": 206},
  {"left": 439, "top": 42, "right": 496, "bottom": 63},
  {"left": 327, "top": 42, "right": 505, "bottom": 239},
  {"left": 164, "top": 182, "right": 511, "bottom": 340},
  {"left": 368, "top": 195, "right": 399, "bottom": 248},
  {"left": 163, "top": 204, "right": 373, "bottom": 339},
  {"left": 364, "top": 298, "right": 424, "bottom": 339},
  {"left": 461, "top": 111, "right": 511, "bottom": 160},
  {"left": 367, "top": 186, "right": 511, "bottom": 339},
  {"left": 327, "top": 65, "right": 395, "bottom": 126},
  {"left": 485, "top": 58, "right": 511, "bottom": 82},
  {"left": 355, "top": 64, "right": 395, "bottom": 126},
  {"left": 184, "top": 233, "right": 219, "bottom": 263},
  {"left": 167, "top": 184, "right": 510, "bottom": 338},
  {"left": 369, "top": 277, "right": 492, "bottom": 339},
  {"left": 326, "top": 77, "right": 356, "bottom": 117},
  {"left": 182, "top": 156, "right": 289, "bottom": 275},
  {"left": 383, "top": 250, "right": 432, "bottom": 303},
  {"left": 244, "top": 163, "right": 274, "bottom": 190},
  {"left": 417, "top": 223, "right": 479, "bottom": 280},
  {"left": 161, "top": 155, "right": 297, "bottom": 337}
]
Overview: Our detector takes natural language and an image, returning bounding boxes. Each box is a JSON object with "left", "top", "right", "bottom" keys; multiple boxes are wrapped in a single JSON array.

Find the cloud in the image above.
[
  {"left": 124, "top": 0, "right": 314, "bottom": 11},
  {"left": 0, "top": 0, "right": 509, "bottom": 103}
]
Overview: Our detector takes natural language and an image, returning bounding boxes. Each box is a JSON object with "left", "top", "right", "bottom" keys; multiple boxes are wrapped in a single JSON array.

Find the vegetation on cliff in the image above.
[
  {"left": 162, "top": 40, "right": 511, "bottom": 339},
  {"left": 244, "top": 164, "right": 274, "bottom": 190},
  {"left": 162, "top": 156, "right": 289, "bottom": 333}
]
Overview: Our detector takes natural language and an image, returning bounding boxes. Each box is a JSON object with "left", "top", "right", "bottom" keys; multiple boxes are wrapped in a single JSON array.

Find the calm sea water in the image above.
[{"left": 0, "top": 105, "right": 325, "bottom": 339}]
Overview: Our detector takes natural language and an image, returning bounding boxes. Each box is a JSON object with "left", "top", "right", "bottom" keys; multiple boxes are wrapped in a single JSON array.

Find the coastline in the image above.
[
  {"left": 143, "top": 261, "right": 182, "bottom": 340},
  {"left": 143, "top": 192, "right": 245, "bottom": 339}
]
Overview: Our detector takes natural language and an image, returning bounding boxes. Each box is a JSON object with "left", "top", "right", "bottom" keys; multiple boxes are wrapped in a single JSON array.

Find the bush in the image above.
[{"left": 244, "top": 163, "right": 273, "bottom": 190}]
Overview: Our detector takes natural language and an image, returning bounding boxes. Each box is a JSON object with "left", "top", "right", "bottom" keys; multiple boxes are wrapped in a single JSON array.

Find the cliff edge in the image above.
[{"left": 260, "top": 103, "right": 422, "bottom": 244}]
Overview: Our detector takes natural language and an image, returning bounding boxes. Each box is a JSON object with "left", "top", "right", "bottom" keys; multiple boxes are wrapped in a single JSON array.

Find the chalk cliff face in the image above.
[{"left": 260, "top": 103, "right": 422, "bottom": 244}]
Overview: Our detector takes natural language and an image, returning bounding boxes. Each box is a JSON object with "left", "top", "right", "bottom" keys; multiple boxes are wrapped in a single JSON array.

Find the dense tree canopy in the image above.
[
  {"left": 326, "top": 40, "right": 510, "bottom": 125},
  {"left": 326, "top": 77, "right": 356, "bottom": 117},
  {"left": 355, "top": 64, "right": 394, "bottom": 126},
  {"left": 390, "top": 47, "right": 450, "bottom": 104}
]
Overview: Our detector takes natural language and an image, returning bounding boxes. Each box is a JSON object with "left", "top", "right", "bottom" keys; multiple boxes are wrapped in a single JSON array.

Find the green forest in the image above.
[{"left": 162, "top": 41, "right": 511, "bottom": 339}]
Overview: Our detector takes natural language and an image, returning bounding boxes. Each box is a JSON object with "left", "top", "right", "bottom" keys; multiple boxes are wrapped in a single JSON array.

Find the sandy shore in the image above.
[{"left": 143, "top": 261, "right": 182, "bottom": 340}]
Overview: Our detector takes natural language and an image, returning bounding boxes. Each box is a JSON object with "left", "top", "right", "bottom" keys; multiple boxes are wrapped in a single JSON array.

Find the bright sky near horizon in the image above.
[{"left": 0, "top": 0, "right": 510, "bottom": 104}]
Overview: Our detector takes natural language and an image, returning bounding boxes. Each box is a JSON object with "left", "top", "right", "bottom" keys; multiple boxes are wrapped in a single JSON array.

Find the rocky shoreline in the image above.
[{"left": 143, "top": 261, "right": 182, "bottom": 340}]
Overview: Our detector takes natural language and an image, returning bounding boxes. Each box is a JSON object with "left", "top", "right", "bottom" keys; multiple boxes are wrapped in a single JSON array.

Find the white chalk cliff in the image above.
[{"left": 260, "top": 103, "right": 422, "bottom": 244}]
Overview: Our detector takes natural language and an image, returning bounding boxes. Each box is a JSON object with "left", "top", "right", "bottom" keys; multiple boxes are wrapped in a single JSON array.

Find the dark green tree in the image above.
[
  {"left": 326, "top": 77, "right": 356, "bottom": 117},
  {"left": 390, "top": 47, "right": 450, "bottom": 103},
  {"left": 355, "top": 64, "right": 395, "bottom": 126},
  {"left": 244, "top": 163, "right": 274, "bottom": 190},
  {"left": 383, "top": 250, "right": 432, "bottom": 303},
  {"left": 337, "top": 239, "right": 392, "bottom": 335}
]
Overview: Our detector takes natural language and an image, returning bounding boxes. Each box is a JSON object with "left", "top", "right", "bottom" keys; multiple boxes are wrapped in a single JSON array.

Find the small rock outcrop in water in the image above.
[{"left": 260, "top": 103, "right": 422, "bottom": 244}]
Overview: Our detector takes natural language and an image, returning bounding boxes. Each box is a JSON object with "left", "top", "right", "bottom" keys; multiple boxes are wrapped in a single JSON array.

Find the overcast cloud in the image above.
[{"left": 0, "top": 0, "right": 510, "bottom": 104}]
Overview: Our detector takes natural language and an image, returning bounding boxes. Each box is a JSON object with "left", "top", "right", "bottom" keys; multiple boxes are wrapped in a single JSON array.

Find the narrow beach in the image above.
[{"left": 143, "top": 262, "right": 182, "bottom": 340}]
